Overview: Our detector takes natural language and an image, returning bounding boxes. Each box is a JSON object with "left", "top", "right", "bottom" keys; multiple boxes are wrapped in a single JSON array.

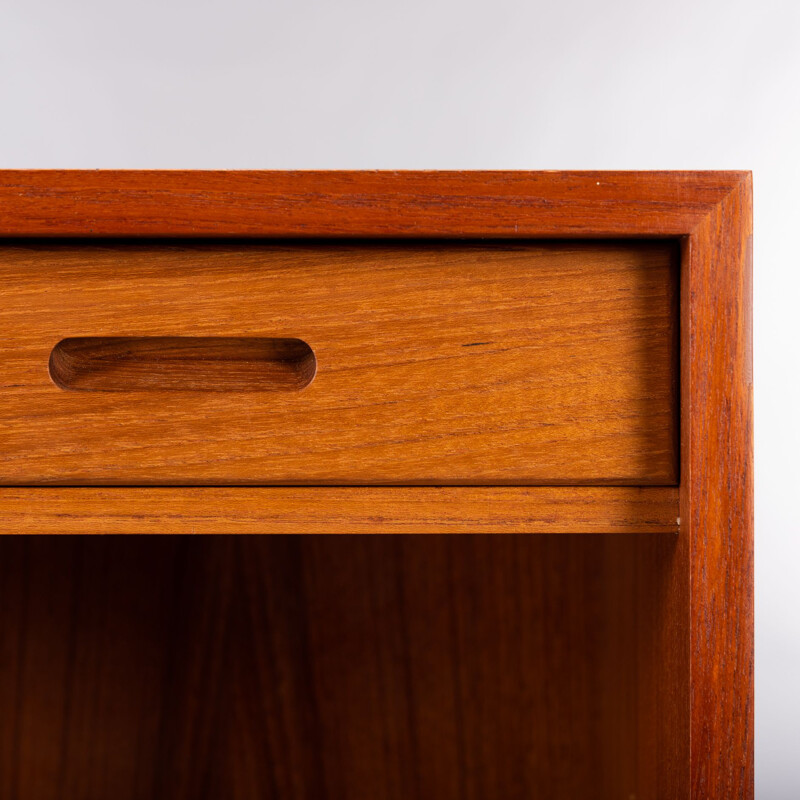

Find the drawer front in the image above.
[{"left": 0, "top": 241, "right": 677, "bottom": 485}]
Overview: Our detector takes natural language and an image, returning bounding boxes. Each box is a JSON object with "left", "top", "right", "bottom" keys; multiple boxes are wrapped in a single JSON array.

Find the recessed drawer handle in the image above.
[{"left": 49, "top": 337, "right": 316, "bottom": 392}]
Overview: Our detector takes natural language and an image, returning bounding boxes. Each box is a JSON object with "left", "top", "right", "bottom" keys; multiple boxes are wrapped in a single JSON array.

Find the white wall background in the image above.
[{"left": 2, "top": 0, "right": 798, "bottom": 795}]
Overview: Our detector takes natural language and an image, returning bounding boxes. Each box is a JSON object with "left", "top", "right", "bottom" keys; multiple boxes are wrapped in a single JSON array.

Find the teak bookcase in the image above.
[{"left": 0, "top": 171, "right": 752, "bottom": 799}]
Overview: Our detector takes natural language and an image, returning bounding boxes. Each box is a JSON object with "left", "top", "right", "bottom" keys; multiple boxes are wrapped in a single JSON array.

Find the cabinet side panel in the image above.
[{"left": 685, "top": 177, "right": 754, "bottom": 799}]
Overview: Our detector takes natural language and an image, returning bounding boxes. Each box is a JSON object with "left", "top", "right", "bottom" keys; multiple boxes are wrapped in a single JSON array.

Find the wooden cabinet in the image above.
[{"left": 0, "top": 171, "right": 752, "bottom": 799}]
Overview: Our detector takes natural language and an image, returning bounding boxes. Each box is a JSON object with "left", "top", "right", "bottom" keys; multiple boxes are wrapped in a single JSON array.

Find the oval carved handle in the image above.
[{"left": 49, "top": 337, "right": 316, "bottom": 392}]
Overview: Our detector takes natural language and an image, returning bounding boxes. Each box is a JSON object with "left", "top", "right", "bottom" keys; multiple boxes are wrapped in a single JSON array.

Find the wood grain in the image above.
[
  {"left": 0, "top": 241, "right": 678, "bottom": 485},
  {"left": 682, "top": 174, "right": 753, "bottom": 799},
  {"left": 0, "top": 533, "right": 684, "bottom": 800},
  {"left": 0, "top": 170, "right": 744, "bottom": 237},
  {"left": 0, "top": 486, "right": 679, "bottom": 534}
]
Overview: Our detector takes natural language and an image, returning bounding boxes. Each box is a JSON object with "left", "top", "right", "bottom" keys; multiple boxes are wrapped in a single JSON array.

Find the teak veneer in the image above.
[
  {"left": 0, "top": 240, "right": 677, "bottom": 485},
  {"left": 0, "top": 171, "right": 752, "bottom": 800}
]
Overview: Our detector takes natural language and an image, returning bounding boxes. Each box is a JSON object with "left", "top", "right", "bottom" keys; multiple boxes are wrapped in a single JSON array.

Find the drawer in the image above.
[{"left": 0, "top": 241, "right": 677, "bottom": 485}]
